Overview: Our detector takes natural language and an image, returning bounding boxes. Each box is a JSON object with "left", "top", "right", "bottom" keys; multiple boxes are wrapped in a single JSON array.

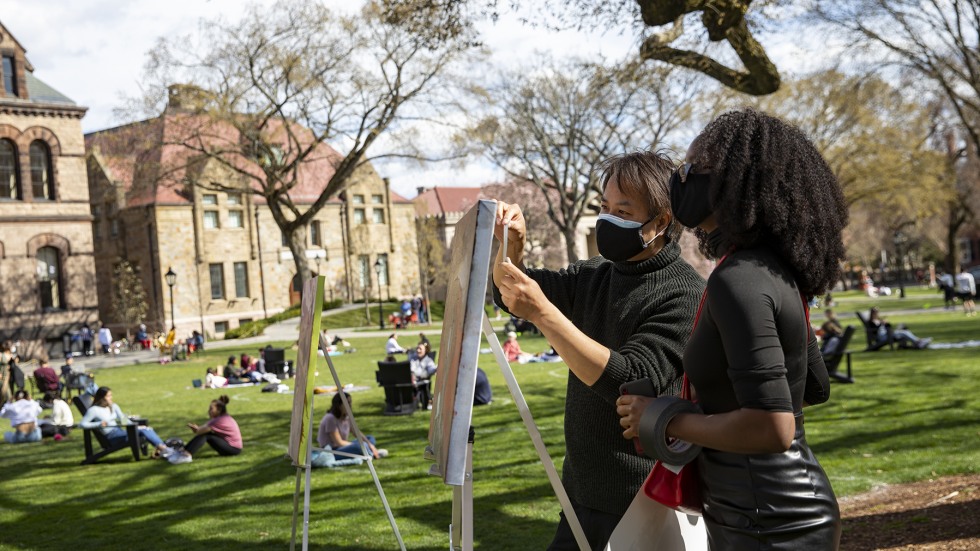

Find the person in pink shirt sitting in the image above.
[
  {"left": 502, "top": 331, "right": 534, "bottom": 363},
  {"left": 172, "top": 395, "right": 242, "bottom": 463}
]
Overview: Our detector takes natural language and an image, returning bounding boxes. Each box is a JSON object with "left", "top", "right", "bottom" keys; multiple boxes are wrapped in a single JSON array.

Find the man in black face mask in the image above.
[{"left": 492, "top": 151, "right": 704, "bottom": 550}]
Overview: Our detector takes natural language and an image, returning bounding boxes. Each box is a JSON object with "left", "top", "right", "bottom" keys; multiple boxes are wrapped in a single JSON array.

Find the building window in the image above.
[
  {"left": 0, "top": 139, "right": 19, "bottom": 200},
  {"left": 354, "top": 208, "right": 365, "bottom": 225},
  {"left": 214, "top": 321, "right": 229, "bottom": 334},
  {"left": 234, "top": 261, "right": 249, "bottom": 298},
  {"left": 377, "top": 253, "right": 389, "bottom": 286},
  {"left": 227, "top": 193, "right": 242, "bottom": 205},
  {"left": 209, "top": 263, "right": 225, "bottom": 300},
  {"left": 228, "top": 210, "right": 244, "bottom": 228},
  {"left": 372, "top": 208, "right": 385, "bottom": 224},
  {"left": 2, "top": 55, "right": 16, "bottom": 96},
  {"left": 310, "top": 220, "right": 321, "bottom": 246},
  {"left": 204, "top": 211, "right": 219, "bottom": 229},
  {"left": 29, "top": 141, "right": 54, "bottom": 200},
  {"left": 371, "top": 194, "right": 383, "bottom": 204},
  {"left": 110, "top": 219, "right": 119, "bottom": 237},
  {"left": 239, "top": 318, "right": 253, "bottom": 326},
  {"left": 352, "top": 194, "right": 365, "bottom": 205},
  {"left": 202, "top": 194, "right": 218, "bottom": 205},
  {"left": 37, "top": 246, "right": 62, "bottom": 310},
  {"left": 358, "top": 255, "right": 370, "bottom": 289}
]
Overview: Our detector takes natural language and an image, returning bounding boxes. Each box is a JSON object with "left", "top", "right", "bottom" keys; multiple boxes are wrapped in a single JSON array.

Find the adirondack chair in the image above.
[
  {"left": 72, "top": 395, "right": 147, "bottom": 465},
  {"left": 855, "top": 311, "right": 894, "bottom": 351},
  {"left": 374, "top": 360, "right": 420, "bottom": 416},
  {"left": 823, "top": 325, "right": 856, "bottom": 384}
]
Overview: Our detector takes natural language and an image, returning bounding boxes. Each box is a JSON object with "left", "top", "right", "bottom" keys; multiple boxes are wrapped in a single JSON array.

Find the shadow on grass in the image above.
[{"left": 840, "top": 500, "right": 980, "bottom": 550}]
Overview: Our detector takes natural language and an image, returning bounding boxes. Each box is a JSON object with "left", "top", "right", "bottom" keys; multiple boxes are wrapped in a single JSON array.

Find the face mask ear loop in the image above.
[{"left": 639, "top": 218, "right": 665, "bottom": 250}]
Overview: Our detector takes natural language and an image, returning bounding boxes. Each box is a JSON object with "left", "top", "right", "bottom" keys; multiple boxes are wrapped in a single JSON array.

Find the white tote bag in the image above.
[{"left": 605, "top": 489, "right": 708, "bottom": 551}]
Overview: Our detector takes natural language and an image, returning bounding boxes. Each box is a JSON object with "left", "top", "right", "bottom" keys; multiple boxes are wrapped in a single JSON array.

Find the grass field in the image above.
[{"left": 0, "top": 309, "right": 977, "bottom": 550}]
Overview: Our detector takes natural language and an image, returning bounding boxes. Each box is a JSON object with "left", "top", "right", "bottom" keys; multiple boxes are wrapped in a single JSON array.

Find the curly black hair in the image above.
[{"left": 690, "top": 108, "right": 848, "bottom": 297}]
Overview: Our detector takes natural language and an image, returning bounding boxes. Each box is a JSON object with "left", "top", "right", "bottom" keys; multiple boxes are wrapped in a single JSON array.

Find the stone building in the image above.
[
  {"left": 0, "top": 21, "right": 98, "bottom": 356},
  {"left": 85, "top": 95, "right": 420, "bottom": 340}
]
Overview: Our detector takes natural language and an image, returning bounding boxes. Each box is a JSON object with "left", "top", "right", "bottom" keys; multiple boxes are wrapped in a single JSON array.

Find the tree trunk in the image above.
[
  {"left": 946, "top": 219, "right": 960, "bottom": 273},
  {"left": 286, "top": 226, "right": 312, "bottom": 295},
  {"left": 563, "top": 226, "right": 579, "bottom": 264}
]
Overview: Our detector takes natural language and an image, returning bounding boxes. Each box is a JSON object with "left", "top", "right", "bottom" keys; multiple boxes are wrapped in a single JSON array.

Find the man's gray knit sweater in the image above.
[{"left": 493, "top": 241, "right": 704, "bottom": 516}]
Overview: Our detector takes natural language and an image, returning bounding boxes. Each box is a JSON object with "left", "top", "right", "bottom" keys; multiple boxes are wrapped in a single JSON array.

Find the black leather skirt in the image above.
[{"left": 697, "top": 413, "right": 841, "bottom": 550}]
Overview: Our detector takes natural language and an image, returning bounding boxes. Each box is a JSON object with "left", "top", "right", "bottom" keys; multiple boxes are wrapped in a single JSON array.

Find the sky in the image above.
[{"left": 0, "top": 0, "right": 827, "bottom": 198}]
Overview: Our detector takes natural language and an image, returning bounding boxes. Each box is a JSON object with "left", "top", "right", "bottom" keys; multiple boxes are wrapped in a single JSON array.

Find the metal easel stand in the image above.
[
  {"left": 449, "top": 426, "right": 475, "bottom": 551},
  {"left": 289, "top": 334, "right": 406, "bottom": 551},
  {"left": 480, "top": 315, "right": 591, "bottom": 551}
]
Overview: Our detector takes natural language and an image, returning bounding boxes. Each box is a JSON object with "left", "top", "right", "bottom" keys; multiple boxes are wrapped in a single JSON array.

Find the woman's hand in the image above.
[
  {"left": 187, "top": 423, "right": 199, "bottom": 432},
  {"left": 616, "top": 394, "right": 654, "bottom": 440},
  {"left": 496, "top": 261, "right": 550, "bottom": 322}
]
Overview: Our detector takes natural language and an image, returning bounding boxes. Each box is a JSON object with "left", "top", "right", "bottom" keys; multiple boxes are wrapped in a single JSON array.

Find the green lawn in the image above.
[
  {"left": 819, "top": 286, "right": 951, "bottom": 315},
  {"left": 0, "top": 315, "right": 977, "bottom": 550}
]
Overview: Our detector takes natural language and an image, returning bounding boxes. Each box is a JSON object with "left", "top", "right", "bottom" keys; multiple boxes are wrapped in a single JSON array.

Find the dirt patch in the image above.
[{"left": 839, "top": 474, "right": 980, "bottom": 550}]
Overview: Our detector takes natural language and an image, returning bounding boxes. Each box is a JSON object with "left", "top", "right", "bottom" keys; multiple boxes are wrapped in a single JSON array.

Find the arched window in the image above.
[
  {"left": 30, "top": 140, "right": 54, "bottom": 201},
  {"left": 37, "top": 246, "right": 63, "bottom": 310},
  {"left": 0, "top": 139, "right": 19, "bottom": 200}
]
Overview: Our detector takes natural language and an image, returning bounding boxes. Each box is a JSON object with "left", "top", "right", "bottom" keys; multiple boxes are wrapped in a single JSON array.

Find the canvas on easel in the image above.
[
  {"left": 426, "top": 200, "right": 590, "bottom": 551},
  {"left": 287, "top": 276, "right": 405, "bottom": 551},
  {"left": 426, "top": 199, "right": 495, "bottom": 486}
]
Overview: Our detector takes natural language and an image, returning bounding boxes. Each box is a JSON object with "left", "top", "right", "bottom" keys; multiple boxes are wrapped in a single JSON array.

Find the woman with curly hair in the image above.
[{"left": 618, "top": 108, "right": 844, "bottom": 549}]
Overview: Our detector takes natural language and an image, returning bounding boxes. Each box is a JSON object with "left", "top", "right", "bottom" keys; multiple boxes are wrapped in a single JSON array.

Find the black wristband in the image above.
[{"left": 637, "top": 396, "right": 702, "bottom": 465}]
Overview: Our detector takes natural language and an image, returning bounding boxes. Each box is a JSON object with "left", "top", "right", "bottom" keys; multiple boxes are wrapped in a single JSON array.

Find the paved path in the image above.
[{"left": 71, "top": 305, "right": 508, "bottom": 371}]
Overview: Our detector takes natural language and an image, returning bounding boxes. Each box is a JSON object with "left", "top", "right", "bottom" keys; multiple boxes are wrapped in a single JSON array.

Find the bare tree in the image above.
[
  {"left": 812, "top": 0, "right": 980, "bottom": 156},
  {"left": 812, "top": 0, "right": 980, "bottom": 269},
  {"left": 111, "top": 0, "right": 476, "bottom": 286},
  {"left": 471, "top": 57, "right": 696, "bottom": 263},
  {"left": 404, "top": 0, "right": 789, "bottom": 95}
]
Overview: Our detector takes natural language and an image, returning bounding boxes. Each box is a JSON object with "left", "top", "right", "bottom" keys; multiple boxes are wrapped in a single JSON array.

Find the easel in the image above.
[
  {"left": 288, "top": 276, "right": 405, "bottom": 551},
  {"left": 445, "top": 315, "right": 590, "bottom": 551}
]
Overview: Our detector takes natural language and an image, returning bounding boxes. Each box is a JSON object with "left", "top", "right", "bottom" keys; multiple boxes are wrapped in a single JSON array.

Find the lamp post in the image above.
[
  {"left": 374, "top": 259, "right": 384, "bottom": 330},
  {"left": 165, "top": 267, "right": 177, "bottom": 328}
]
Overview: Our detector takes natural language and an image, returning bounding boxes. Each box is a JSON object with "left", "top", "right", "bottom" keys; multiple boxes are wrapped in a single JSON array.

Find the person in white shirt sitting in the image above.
[
  {"left": 385, "top": 333, "right": 406, "bottom": 355},
  {"left": 1, "top": 390, "right": 42, "bottom": 443}
]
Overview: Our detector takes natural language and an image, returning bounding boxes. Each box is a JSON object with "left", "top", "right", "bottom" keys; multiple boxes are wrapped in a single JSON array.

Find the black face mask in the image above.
[
  {"left": 669, "top": 168, "right": 713, "bottom": 228},
  {"left": 595, "top": 214, "right": 662, "bottom": 262}
]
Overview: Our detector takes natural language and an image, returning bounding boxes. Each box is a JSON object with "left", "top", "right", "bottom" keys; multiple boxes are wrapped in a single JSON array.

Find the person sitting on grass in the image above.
[
  {"left": 205, "top": 367, "right": 228, "bottom": 388},
  {"left": 1, "top": 389, "right": 42, "bottom": 443},
  {"left": 317, "top": 392, "right": 387, "bottom": 460},
  {"left": 168, "top": 395, "right": 242, "bottom": 464},
  {"left": 223, "top": 356, "right": 246, "bottom": 385},
  {"left": 502, "top": 332, "right": 534, "bottom": 363},
  {"left": 79, "top": 387, "right": 177, "bottom": 459},
  {"left": 869, "top": 307, "right": 932, "bottom": 349},
  {"left": 385, "top": 333, "right": 406, "bottom": 355},
  {"left": 39, "top": 391, "right": 73, "bottom": 440}
]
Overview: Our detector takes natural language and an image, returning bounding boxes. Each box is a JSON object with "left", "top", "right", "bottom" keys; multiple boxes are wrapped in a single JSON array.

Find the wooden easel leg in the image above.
[{"left": 481, "top": 315, "right": 590, "bottom": 551}]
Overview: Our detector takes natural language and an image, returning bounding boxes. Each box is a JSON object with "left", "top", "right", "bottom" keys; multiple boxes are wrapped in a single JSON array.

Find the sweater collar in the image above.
[{"left": 612, "top": 240, "right": 681, "bottom": 275}]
